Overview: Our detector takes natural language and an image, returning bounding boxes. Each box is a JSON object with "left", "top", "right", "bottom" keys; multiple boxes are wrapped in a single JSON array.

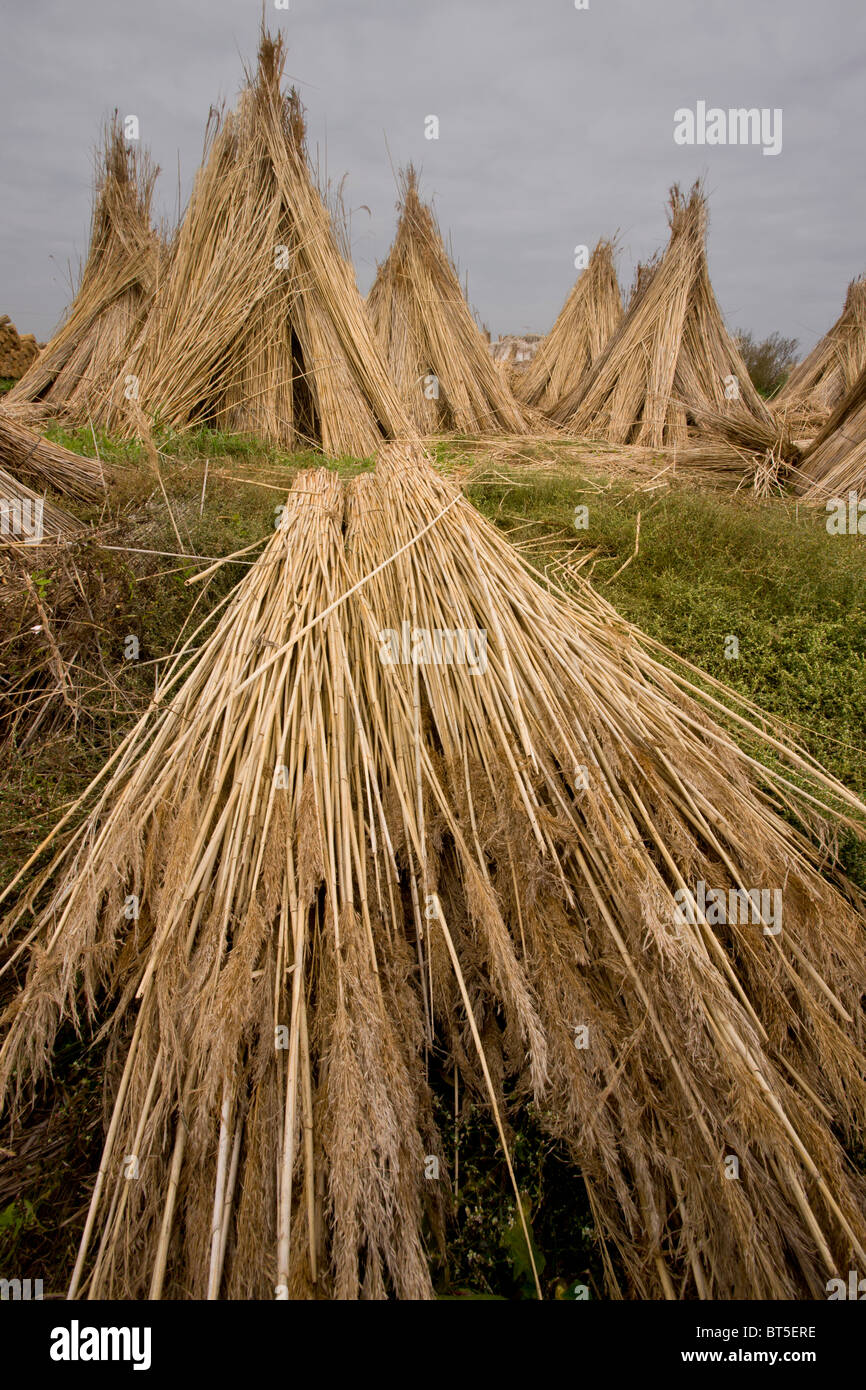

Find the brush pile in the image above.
[
  {"left": 6, "top": 119, "right": 160, "bottom": 430},
  {"left": 115, "top": 37, "right": 409, "bottom": 456},
  {"left": 517, "top": 240, "right": 622, "bottom": 413},
  {"left": 551, "top": 185, "right": 776, "bottom": 450},
  {"left": 367, "top": 167, "right": 526, "bottom": 436},
  {"left": 2, "top": 443, "right": 866, "bottom": 1301},
  {"left": 796, "top": 362, "right": 866, "bottom": 503},
  {"left": 777, "top": 276, "right": 866, "bottom": 433}
]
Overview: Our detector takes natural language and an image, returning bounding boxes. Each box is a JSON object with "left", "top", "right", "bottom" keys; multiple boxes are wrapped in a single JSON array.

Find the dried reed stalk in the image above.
[
  {"left": 796, "top": 361, "right": 866, "bottom": 502},
  {"left": 2, "top": 446, "right": 866, "bottom": 1300},
  {"left": 367, "top": 166, "right": 527, "bottom": 436},
  {"left": 5, "top": 118, "right": 161, "bottom": 431},
  {"left": 555, "top": 184, "right": 775, "bottom": 449},
  {"left": 517, "top": 240, "right": 622, "bottom": 413},
  {"left": 778, "top": 277, "right": 866, "bottom": 432},
  {"left": 0, "top": 412, "right": 104, "bottom": 501},
  {"left": 0, "top": 467, "right": 79, "bottom": 542},
  {"left": 117, "top": 35, "right": 411, "bottom": 457}
]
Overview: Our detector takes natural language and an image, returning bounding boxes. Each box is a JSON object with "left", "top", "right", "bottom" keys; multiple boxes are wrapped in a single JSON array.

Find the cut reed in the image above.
[
  {"left": 6, "top": 117, "right": 161, "bottom": 431},
  {"left": 2, "top": 445, "right": 866, "bottom": 1300},
  {"left": 554, "top": 184, "right": 776, "bottom": 450},
  {"left": 517, "top": 239, "right": 623, "bottom": 414},
  {"left": 367, "top": 166, "right": 527, "bottom": 436},
  {"left": 116, "top": 35, "right": 412, "bottom": 456}
]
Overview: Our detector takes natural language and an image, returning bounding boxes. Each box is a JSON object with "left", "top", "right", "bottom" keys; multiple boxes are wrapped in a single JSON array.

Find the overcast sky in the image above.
[{"left": 1, "top": 0, "right": 863, "bottom": 354}]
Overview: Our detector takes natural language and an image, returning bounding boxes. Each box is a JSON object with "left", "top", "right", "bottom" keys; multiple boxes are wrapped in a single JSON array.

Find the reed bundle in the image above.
[
  {"left": 6, "top": 118, "right": 160, "bottom": 430},
  {"left": 367, "top": 167, "right": 526, "bottom": 436},
  {"left": 0, "top": 468, "right": 78, "bottom": 543},
  {"left": 118, "top": 36, "right": 410, "bottom": 456},
  {"left": 517, "top": 240, "right": 623, "bottom": 413},
  {"left": 553, "top": 185, "right": 775, "bottom": 449},
  {"left": 0, "top": 412, "right": 104, "bottom": 502},
  {"left": 0, "top": 316, "right": 39, "bottom": 380},
  {"left": 2, "top": 446, "right": 866, "bottom": 1300},
  {"left": 777, "top": 277, "right": 866, "bottom": 431},
  {"left": 796, "top": 362, "right": 866, "bottom": 503}
]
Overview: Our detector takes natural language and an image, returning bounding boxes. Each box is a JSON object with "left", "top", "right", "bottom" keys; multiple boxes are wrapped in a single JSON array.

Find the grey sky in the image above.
[{"left": 1, "top": 0, "right": 863, "bottom": 355}]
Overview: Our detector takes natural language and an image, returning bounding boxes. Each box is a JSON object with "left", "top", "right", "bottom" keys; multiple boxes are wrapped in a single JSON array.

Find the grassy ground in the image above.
[{"left": 1, "top": 427, "right": 865, "bottom": 1297}]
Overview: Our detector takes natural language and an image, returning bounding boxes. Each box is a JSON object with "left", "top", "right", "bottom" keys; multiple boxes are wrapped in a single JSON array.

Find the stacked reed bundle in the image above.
[
  {"left": 367, "top": 167, "right": 526, "bottom": 436},
  {"left": 553, "top": 185, "right": 776, "bottom": 450},
  {"left": 117, "top": 35, "right": 410, "bottom": 456},
  {"left": 777, "top": 277, "right": 866, "bottom": 432},
  {"left": 2, "top": 446, "right": 866, "bottom": 1300},
  {"left": 6, "top": 118, "right": 161, "bottom": 430},
  {"left": 0, "top": 412, "right": 104, "bottom": 502},
  {"left": 795, "top": 362, "right": 866, "bottom": 503},
  {"left": 0, "top": 316, "right": 40, "bottom": 380},
  {"left": 517, "top": 240, "right": 622, "bottom": 413}
]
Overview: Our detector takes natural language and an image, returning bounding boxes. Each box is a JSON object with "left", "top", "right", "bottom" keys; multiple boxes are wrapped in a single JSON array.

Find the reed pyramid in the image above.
[
  {"left": 553, "top": 184, "right": 775, "bottom": 448},
  {"left": 777, "top": 276, "right": 866, "bottom": 431},
  {"left": 797, "top": 361, "right": 866, "bottom": 503},
  {"left": 367, "top": 167, "right": 526, "bottom": 436},
  {"left": 6, "top": 118, "right": 161, "bottom": 430},
  {"left": 116, "top": 36, "right": 411, "bottom": 456},
  {"left": 517, "top": 239, "right": 622, "bottom": 413}
]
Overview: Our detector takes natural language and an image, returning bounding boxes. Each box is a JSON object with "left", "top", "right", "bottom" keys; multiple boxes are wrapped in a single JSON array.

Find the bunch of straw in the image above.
[
  {"left": 2, "top": 447, "right": 866, "bottom": 1300},
  {"left": 0, "top": 316, "right": 40, "bottom": 379},
  {"left": 553, "top": 185, "right": 775, "bottom": 449},
  {"left": 117, "top": 36, "right": 410, "bottom": 457},
  {"left": 0, "top": 412, "right": 104, "bottom": 502},
  {"left": 367, "top": 167, "right": 527, "bottom": 436},
  {"left": 0, "top": 468, "right": 78, "bottom": 543},
  {"left": 517, "top": 240, "right": 622, "bottom": 413},
  {"left": 795, "top": 362, "right": 866, "bottom": 503},
  {"left": 777, "top": 277, "right": 866, "bottom": 431},
  {"left": 6, "top": 118, "right": 160, "bottom": 430}
]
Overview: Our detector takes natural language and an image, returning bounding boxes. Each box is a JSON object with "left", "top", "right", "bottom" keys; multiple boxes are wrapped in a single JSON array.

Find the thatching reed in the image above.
[
  {"left": 516, "top": 240, "right": 623, "bottom": 413},
  {"left": 5, "top": 118, "right": 161, "bottom": 430},
  {"left": 0, "top": 468, "right": 78, "bottom": 544},
  {"left": 0, "top": 412, "right": 104, "bottom": 502},
  {"left": 367, "top": 166, "right": 526, "bottom": 436},
  {"left": 2, "top": 444, "right": 866, "bottom": 1300},
  {"left": 552, "top": 184, "right": 776, "bottom": 449},
  {"left": 116, "top": 36, "right": 410, "bottom": 456},
  {"left": 777, "top": 276, "right": 866, "bottom": 431},
  {"left": 796, "top": 362, "right": 866, "bottom": 503},
  {"left": 0, "top": 316, "right": 40, "bottom": 380}
]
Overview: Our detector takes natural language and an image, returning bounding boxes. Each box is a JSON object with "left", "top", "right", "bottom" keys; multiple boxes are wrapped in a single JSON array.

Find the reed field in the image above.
[{"left": 2, "top": 25, "right": 866, "bottom": 1307}]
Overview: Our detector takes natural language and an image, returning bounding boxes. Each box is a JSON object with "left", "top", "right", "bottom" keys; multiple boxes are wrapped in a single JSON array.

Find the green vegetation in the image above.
[{"left": 735, "top": 329, "right": 799, "bottom": 397}]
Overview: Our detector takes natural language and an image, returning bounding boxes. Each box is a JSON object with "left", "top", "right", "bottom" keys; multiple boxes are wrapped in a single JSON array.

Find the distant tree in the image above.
[{"left": 735, "top": 330, "right": 799, "bottom": 398}]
